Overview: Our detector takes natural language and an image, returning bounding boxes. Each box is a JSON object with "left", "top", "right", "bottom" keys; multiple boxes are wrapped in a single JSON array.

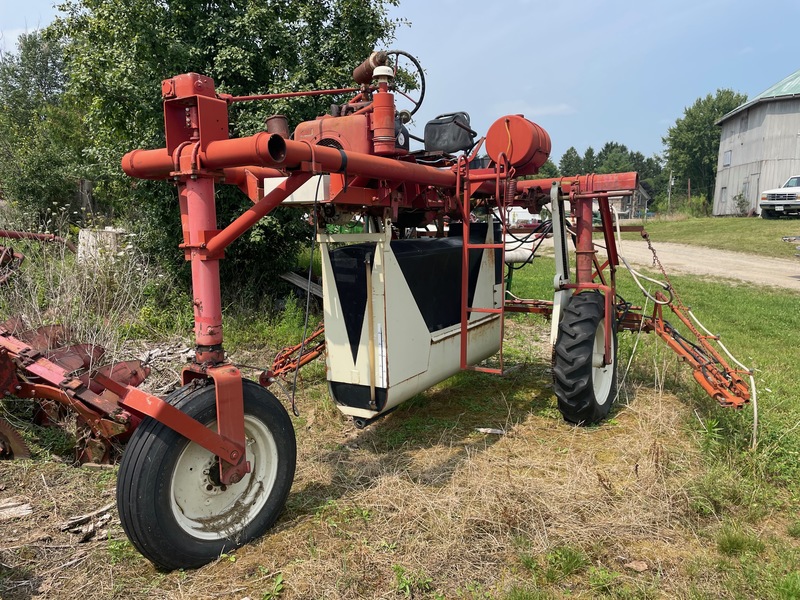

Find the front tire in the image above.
[
  {"left": 761, "top": 209, "right": 778, "bottom": 219},
  {"left": 553, "top": 291, "right": 617, "bottom": 425},
  {"left": 117, "top": 379, "right": 296, "bottom": 570}
]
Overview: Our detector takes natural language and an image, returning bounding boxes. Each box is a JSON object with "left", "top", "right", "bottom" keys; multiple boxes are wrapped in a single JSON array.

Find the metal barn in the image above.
[{"left": 713, "top": 69, "right": 800, "bottom": 215}]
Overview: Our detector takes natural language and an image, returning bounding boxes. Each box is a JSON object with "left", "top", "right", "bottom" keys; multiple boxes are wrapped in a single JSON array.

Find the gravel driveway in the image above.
[
  {"left": 512, "top": 236, "right": 800, "bottom": 291},
  {"left": 611, "top": 239, "right": 800, "bottom": 291}
]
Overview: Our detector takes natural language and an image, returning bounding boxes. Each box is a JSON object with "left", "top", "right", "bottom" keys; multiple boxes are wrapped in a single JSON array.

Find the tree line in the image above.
[
  {"left": 0, "top": 0, "right": 399, "bottom": 300},
  {"left": 533, "top": 86, "right": 747, "bottom": 215},
  {"left": 0, "top": 0, "right": 748, "bottom": 297}
]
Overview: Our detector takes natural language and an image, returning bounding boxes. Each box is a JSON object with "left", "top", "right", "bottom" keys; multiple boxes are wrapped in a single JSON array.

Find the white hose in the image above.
[
  {"left": 611, "top": 208, "right": 757, "bottom": 448},
  {"left": 610, "top": 208, "right": 672, "bottom": 305},
  {"left": 616, "top": 293, "right": 650, "bottom": 406},
  {"left": 687, "top": 308, "right": 758, "bottom": 451},
  {"left": 609, "top": 205, "right": 651, "bottom": 404}
]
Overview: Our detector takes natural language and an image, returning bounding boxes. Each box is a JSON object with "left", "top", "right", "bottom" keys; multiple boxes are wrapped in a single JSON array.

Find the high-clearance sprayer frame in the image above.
[{"left": 0, "top": 50, "right": 751, "bottom": 570}]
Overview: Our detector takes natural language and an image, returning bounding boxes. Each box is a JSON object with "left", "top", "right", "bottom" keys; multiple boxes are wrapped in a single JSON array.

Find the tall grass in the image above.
[
  {"left": 504, "top": 251, "right": 800, "bottom": 596},
  {"left": 0, "top": 202, "right": 191, "bottom": 354},
  {"left": 511, "top": 249, "right": 800, "bottom": 477}
]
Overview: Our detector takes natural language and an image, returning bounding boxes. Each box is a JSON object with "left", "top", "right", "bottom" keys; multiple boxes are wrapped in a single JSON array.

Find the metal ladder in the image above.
[{"left": 457, "top": 158, "right": 510, "bottom": 375}]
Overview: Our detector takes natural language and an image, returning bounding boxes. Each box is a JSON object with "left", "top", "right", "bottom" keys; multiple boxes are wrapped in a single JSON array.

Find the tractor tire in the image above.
[
  {"left": 116, "top": 379, "right": 296, "bottom": 570},
  {"left": 761, "top": 209, "right": 778, "bottom": 219},
  {"left": 553, "top": 291, "right": 617, "bottom": 425}
]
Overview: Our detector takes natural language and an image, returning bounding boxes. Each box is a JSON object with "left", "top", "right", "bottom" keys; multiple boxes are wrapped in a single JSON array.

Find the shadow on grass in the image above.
[
  {"left": 0, "top": 562, "right": 42, "bottom": 600},
  {"left": 282, "top": 361, "right": 557, "bottom": 520}
]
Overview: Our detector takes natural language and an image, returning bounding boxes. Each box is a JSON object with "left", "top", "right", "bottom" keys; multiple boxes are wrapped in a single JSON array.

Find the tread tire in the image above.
[
  {"left": 117, "top": 379, "right": 296, "bottom": 570},
  {"left": 553, "top": 291, "right": 617, "bottom": 425}
]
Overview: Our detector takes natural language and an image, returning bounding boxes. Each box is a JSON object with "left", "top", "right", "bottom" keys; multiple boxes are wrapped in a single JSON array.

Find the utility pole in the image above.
[{"left": 667, "top": 170, "right": 674, "bottom": 213}]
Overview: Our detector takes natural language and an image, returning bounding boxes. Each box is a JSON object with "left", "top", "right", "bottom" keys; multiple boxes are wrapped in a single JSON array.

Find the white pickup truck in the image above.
[{"left": 760, "top": 175, "right": 800, "bottom": 218}]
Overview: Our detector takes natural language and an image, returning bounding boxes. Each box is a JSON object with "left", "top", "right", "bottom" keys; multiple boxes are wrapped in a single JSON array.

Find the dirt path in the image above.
[
  {"left": 524, "top": 237, "right": 800, "bottom": 290},
  {"left": 611, "top": 240, "right": 800, "bottom": 291},
  {"left": 509, "top": 238, "right": 800, "bottom": 291}
]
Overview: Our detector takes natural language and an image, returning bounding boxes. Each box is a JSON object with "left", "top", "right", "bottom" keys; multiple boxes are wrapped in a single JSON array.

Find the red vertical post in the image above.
[{"left": 177, "top": 155, "right": 224, "bottom": 364}]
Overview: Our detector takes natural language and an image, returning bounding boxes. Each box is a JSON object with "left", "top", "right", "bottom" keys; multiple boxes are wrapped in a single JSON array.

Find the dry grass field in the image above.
[{"left": 3, "top": 217, "right": 800, "bottom": 599}]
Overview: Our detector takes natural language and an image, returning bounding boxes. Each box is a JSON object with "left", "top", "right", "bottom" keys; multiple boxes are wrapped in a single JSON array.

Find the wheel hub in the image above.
[{"left": 169, "top": 417, "right": 279, "bottom": 540}]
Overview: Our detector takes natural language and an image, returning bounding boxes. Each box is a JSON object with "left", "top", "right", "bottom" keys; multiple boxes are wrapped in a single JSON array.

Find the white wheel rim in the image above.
[
  {"left": 591, "top": 319, "right": 614, "bottom": 405},
  {"left": 170, "top": 415, "right": 279, "bottom": 541}
]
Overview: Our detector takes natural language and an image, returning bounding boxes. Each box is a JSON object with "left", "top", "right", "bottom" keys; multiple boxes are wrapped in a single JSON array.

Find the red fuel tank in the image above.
[{"left": 485, "top": 115, "right": 551, "bottom": 175}]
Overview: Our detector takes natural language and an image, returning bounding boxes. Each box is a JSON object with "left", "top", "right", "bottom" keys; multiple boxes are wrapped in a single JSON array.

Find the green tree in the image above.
[
  {"left": 596, "top": 141, "right": 629, "bottom": 169},
  {"left": 49, "top": 0, "right": 400, "bottom": 298},
  {"left": 0, "top": 31, "right": 88, "bottom": 220},
  {"left": 663, "top": 89, "right": 746, "bottom": 214},
  {"left": 628, "top": 151, "right": 662, "bottom": 181},
  {"left": 597, "top": 147, "right": 633, "bottom": 174},
  {"left": 537, "top": 158, "right": 560, "bottom": 178},
  {"left": 582, "top": 147, "right": 597, "bottom": 173},
  {"left": 558, "top": 146, "right": 582, "bottom": 176}
]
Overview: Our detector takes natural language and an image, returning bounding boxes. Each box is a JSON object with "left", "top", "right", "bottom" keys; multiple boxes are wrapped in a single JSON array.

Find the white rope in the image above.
[
  {"left": 615, "top": 293, "right": 650, "bottom": 406},
  {"left": 610, "top": 205, "right": 649, "bottom": 405},
  {"left": 611, "top": 207, "right": 672, "bottom": 305},
  {"left": 609, "top": 209, "right": 755, "bottom": 449},
  {"left": 687, "top": 308, "right": 759, "bottom": 451}
]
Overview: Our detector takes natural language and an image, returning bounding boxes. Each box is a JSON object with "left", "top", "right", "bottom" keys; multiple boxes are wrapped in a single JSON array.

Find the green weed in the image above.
[
  {"left": 588, "top": 566, "right": 621, "bottom": 595},
  {"left": 392, "top": 564, "right": 433, "bottom": 597},
  {"left": 788, "top": 520, "right": 800, "bottom": 538},
  {"left": 502, "top": 586, "right": 553, "bottom": 600},
  {"left": 456, "top": 581, "right": 493, "bottom": 598},
  {"left": 688, "top": 464, "right": 758, "bottom": 518},
  {"left": 313, "top": 499, "right": 372, "bottom": 530},
  {"left": 775, "top": 571, "right": 800, "bottom": 599},
  {"left": 697, "top": 417, "right": 723, "bottom": 453},
  {"left": 31, "top": 423, "right": 76, "bottom": 458},
  {"left": 542, "top": 545, "right": 587, "bottom": 583},
  {"left": 107, "top": 538, "right": 139, "bottom": 565},
  {"left": 716, "top": 524, "right": 765, "bottom": 557},
  {"left": 261, "top": 572, "right": 285, "bottom": 599},
  {"left": 518, "top": 543, "right": 588, "bottom": 586}
]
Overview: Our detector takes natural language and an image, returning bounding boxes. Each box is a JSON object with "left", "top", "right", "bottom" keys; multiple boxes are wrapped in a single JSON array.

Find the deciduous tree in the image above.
[
  {"left": 663, "top": 89, "right": 746, "bottom": 213},
  {"left": 537, "top": 159, "right": 560, "bottom": 178},
  {"left": 48, "top": 0, "right": 400, "bottom": 296},
  {"left": 0, "top": 32, "right": 87, "bottom": 219}
]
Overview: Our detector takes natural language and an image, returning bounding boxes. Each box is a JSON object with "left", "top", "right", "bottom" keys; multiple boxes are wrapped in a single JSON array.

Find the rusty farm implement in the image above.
[{"left": 0, "top": 50, "right": 751, "bottom": 569}]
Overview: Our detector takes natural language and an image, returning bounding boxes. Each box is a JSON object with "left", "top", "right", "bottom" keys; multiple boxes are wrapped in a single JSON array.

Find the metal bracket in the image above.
[
  {"left": 550, "top": 183, "right": 572, "bottom": 345},
  {"left": 209, "top": 365, "right": 249, "bottom": 484}
]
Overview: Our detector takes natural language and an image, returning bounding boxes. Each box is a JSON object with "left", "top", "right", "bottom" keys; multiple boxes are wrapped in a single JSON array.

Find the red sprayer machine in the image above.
[{"left": 0, "top": 50, "right": 751, "bottom": 569}]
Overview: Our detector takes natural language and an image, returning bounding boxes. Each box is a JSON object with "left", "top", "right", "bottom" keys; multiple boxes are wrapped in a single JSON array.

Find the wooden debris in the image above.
[
  {"left": 280, "top": 271, "right": 323, "bottom": 298},
  {"left": 0, "top": 497, "right": 33, "bottom": 521},
  {"left": 59, "top": 502, "right": 114, "bottom": 532},
  {"left": 80, "top": 462, "right": 116, "bottom": 471},
  {"left": 475, "top": 428, "right": 506, "bottom": 435}
]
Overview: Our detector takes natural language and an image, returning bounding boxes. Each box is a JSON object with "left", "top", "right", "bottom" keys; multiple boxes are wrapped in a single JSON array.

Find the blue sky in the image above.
[{"left": 3, "top": 0, "right": 800, "bottom": 164}]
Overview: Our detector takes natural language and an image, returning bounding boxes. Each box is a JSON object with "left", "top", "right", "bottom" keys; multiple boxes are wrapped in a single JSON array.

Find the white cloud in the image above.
[{"left": 491, "top": 100, "right": 577, "bottom": 119}]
